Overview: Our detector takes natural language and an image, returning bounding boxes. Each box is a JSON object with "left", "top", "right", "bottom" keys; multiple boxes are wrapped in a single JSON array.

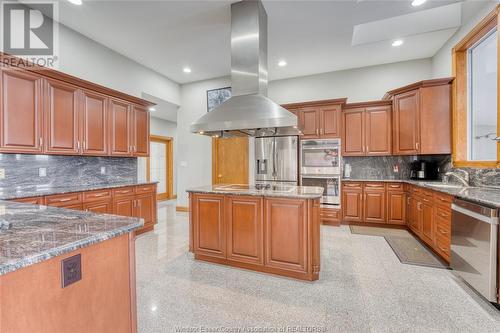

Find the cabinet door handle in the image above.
[
  {"left": 82, "top": 141, "right": 86, "bottom": 150},
  {"left": 77, "top": 141, "right": 80, "bottom": 151},
  {"left": 416, "top": 142, "right": 420, "bottom": 150},
  {"left": 58, "top": 198, "right": 72, "bottom": 202},
  {"left": 316, "top": 128, "right": 319, "bottom": 135},
  {"left": 39, "top": 137, "right": 43, "bottom": 146}
]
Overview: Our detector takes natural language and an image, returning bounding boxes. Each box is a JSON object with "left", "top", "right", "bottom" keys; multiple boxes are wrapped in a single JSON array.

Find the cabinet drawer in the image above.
[
  {"left": 364, "top": 182, "right": 386, "bottom": 189},
  {"left": 13, "top": 196, "right": 45, "bottom": 205},
  {"left": 83, "top": 189, "right": 112, "bottom": 202},
  {"left": 435, "top": 233, "right": 450, "bottom": 259},
  {"left": 136, "top": 184, "right": 155, "bottom": 194},
  {"left": 45, "top": 192, "right": 82, "bottom": 206},
  {"left": 320, "top": 207, "right": 340, "bottom": 219},
  {"left": 342, "top": 182, "right": 362, "bottom": 189},
  {"left": 113, "top": 187, "right": 135, "bottom": 198},
  {"left": 387, "top": 183, "right": 404, "bottom": 191},
  {"left": 433, "top": 191, "right": 452, "bottom": 207}
]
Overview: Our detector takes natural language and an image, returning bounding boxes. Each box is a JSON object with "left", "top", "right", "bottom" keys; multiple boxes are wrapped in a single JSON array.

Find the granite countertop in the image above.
[
  {"left": 187, "top": 184, "right": 324, "bottom": 199},
  {"left": 0, "top": 200, "right": 143, "bottom": 276},
  {"left": 0, "top": 181, "right": 158, "bottom": 200},
  {"left": 342, "top": 178, "right": 500, "bottom": 208}
]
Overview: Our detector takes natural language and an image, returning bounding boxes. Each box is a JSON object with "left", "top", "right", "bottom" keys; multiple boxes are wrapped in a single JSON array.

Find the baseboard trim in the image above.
[{"left": 176, "top": 206, "right": 189, "bottom": 212}]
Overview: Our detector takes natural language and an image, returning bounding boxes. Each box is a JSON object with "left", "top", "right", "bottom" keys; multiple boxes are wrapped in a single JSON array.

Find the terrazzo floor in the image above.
[{"left": 135, "top": 200, "right": 500, "bottom": 333}]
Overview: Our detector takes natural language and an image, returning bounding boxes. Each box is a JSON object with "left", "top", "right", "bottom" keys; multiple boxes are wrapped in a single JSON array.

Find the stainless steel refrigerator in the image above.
[{"left": 255, "top": 136, "right": 298, "bottom": 185}]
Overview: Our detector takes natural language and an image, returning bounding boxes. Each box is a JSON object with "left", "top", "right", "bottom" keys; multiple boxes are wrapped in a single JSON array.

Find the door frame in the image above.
[{"left": 146, "top": 135, "right": 174, "bottom": 201}]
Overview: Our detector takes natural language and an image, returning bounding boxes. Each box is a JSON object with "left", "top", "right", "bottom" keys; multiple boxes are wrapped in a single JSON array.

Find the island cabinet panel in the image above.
[
  {"left": 264, "top": 198, "right": 307, "bottom": 273},
  {"left": 365, "top": 106, "right": 391, "bottom": 156},
  {"left": 0, "top": 234, "right": 135, "bottom": 333},
  {"left": 226, "top": 196, "right": 264, "bottom": 265},
  {"left": 108, "top": 98, "right": 132, "bottom": 156},
  {"left": 0, "top": 68, "right": 43, "bottom": 153},
  {"left": 81, "top": 90, "right": 108, "bottom": 156},
  {"left": 393, "top": 90, "right": 420, "bottom": 155},
  {"left": 44, "top": 79, "right": 80, "bottom": 155},
  {"left": 320, "top": 105, "right": 341, "bottom": 138},
  {"left": 193, "top": 194, "right": 226, "bottom": 258}
]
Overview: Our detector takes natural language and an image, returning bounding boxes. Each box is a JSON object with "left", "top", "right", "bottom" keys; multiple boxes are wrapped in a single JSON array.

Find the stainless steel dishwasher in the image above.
[{"left": 451, "top": 199, "right": 499, "bottom": 302}]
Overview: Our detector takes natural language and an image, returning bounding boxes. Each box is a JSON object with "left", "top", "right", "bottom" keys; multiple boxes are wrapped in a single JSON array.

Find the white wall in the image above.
[
  {"left": 175, "top": 59, "right": 433, "bottom": 206},
  {"left": 176, "top": 77, "right": 231, "bottom": 207},
  {"left": 58, "top": 24, "right": 180, "bottom": 105},
  {"left": 269, "top": 59, "right": 432, "bottom": 104},
  {"left": 431, "top": 1, "right": 497, "bottom": 78}
]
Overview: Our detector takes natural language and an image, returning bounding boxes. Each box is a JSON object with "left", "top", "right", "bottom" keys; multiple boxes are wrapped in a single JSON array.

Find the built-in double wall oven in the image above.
[{"left": 300, "top": 139, "right": 341, "bottom": 206}]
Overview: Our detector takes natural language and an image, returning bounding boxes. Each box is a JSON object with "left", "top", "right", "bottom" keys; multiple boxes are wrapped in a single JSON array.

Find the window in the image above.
[
  {"left": 453, "top": 5, "right": 500, "bottom": 168},
  {"left": 468, "top": 29, "right": 497, "bottom": 161}
]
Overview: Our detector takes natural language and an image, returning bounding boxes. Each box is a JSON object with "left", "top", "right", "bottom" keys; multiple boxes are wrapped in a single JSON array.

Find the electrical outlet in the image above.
[
  {"left": 61, "top": 254, "right": 82, "bottom": 288},
  {"left": 39, "top": 167, "right": 47, "bottom": 177},
  {"left": 100, "top": 166, "right": 106, "bottom": 175},
  {"left": 0, "top": 168, "right": 5, "bottom": 179}
]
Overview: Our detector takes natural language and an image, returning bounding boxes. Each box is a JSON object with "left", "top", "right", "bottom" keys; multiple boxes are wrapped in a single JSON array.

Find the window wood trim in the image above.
[{"left": 452, "top": 5, "right": 500, "bottom": 168}]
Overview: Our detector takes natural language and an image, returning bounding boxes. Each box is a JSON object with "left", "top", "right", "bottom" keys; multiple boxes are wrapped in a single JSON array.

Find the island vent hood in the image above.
[{"left": 190, "top": 0, "right": 301, "bottom": 138}]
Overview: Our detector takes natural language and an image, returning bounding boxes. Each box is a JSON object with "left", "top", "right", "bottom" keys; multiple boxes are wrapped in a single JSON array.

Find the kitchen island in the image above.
[
  {"left": 0, "top": 201, "right": 143, "bottom": 333},
  {"left": 187, "top": 184, "right": 323, "bottom": 281}
]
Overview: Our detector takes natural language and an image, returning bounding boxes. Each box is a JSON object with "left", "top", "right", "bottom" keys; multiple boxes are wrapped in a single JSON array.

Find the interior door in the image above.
[
  {"left": 44, "top": 79, "right": 80, "bottom": 155},
  {"left": 0, "top": 68, "right": 43, "bottom": 153},
  {"left": 212, "top": 137, "right": 249, "bottom": 184},
  {"left": 274, "top": 136, "right": 298, "bottom": 183},
  {"left": 81, "top": 89, "right": 108, "bottom": 156}
]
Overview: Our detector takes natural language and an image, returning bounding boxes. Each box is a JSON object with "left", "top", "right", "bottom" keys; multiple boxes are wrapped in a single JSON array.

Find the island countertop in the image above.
[
  {"left": 0, "top": 200, "right": 143, "bottom": 276},
  {"left": 186, "top": 184, "right": 324, "bottom": 199}
]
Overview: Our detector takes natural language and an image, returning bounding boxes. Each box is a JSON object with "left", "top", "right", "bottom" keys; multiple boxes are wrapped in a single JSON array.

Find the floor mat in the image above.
[{"left": 349, "top": 225, "right": 448, "bottom": 269}]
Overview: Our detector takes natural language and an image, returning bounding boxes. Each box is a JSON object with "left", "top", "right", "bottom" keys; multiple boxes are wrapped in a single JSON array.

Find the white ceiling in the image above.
[{"left": 55, "top": 0, "right": 491, "bottom": 84}]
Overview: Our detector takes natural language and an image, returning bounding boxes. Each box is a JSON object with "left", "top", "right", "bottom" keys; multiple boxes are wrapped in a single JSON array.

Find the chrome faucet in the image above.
[{"left": 444, "top": 170, "right": 470, "bottom": 187}]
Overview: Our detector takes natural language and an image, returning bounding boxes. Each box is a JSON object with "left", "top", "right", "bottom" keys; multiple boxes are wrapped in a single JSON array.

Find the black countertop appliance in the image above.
[{"left": 410, "top": 160, "right": 438, "bottom": 180}]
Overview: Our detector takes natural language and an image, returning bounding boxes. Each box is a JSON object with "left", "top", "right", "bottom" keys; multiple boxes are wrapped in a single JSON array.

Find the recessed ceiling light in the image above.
[
  {"left": 183, "top": 67, "right": 191, "bottom": 73},
  {"left": 148, "top": 107, "right": 156, "bottom": 112},
  {"left": 278, "top": 60, "right": 287, "bottom": 67},
  {"left": 67, "top": 0, "right": 83, "bottom": 5},
  {"left": 392, "top": 39, "right": 404, "bottom": 47},
  {"left": 411, "top": 0, "right": 427, "bottom": 7}
]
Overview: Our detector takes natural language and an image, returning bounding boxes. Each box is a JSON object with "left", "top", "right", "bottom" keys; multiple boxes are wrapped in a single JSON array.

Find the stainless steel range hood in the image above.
[{"left": 190, "top": 0, "right": 300, "bottom": 137}]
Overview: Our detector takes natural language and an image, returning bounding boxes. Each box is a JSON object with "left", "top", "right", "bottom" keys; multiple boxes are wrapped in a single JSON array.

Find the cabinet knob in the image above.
[{"left": 218, "top": 174, "right": 222, "bottom": 178}]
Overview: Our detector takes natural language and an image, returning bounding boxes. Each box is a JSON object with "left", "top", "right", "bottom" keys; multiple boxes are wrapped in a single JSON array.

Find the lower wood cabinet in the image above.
[
  {"left": 387, "top": 189, "right": 406, "bottom": 225},
  {"left": 12, "top": 184, "right": 157, "bottom": 235},
  {"left": 342, "top": 182, "right": 363, "bottom": 222},
  {"left": 226, "top": 196, "right": 263, "bottom": 265},
  {"left": 363, "top": 183, "right": 386, "bottom": 223},
  {"left": 320, "top": 206, "right": 341, "bottom": 225},
  {"left": 190, "top": 193, "right": 320, "bottom": 281}
]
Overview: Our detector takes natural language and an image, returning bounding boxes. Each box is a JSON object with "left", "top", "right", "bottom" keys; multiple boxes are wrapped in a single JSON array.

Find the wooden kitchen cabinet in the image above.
[
  {"left": 81, "top": 89, "right": 108, "bottom": 156},
  {"left": 387, "top": 78, "right": 453, "bottom": 155},
  {"left": 342, "top": 101, "right": 392, "bottom": 157},
  {"left": 83, "top": 201, "right": 112, "bottom": 214},
  {"left": 282, "top": 99, "right": 346, "bottom": 140},
  {"left": 192, "top": 194, "right": 226, "bottom": 258},
  {"left": 44, "top": 79, "right": 80, "bottom": 155},
  {"left": 363, "top": 183, "right": 386, "bottom": 223},
  {"left": 108, "top": 98, "right": 132, "bottom": 156},
  {"left": 264, "top": 198, "right": 308, "bottom": 273},
  {"left": 387, "top": 184, "right": 405, "bottom": 225},
  {"left": 135, "top": 193, "right": 156, "bottom": 231},
  {"left": 0, "top": 68, "right": 43, "bottom": 153},
  {"left": 131, "top": 105, "right": 150, "bottom": 156},
  {"left": 226, "top": 196, "right": 264, "bottom": 265},
  {"left": 113, "top": 196, "right": 135, "bottom": 217},
  {"left": 342, "top": 182, "right": 363, "bottom": 222},
  {"left": 13, "top": 196, "right": 45, "bottom": 205}
]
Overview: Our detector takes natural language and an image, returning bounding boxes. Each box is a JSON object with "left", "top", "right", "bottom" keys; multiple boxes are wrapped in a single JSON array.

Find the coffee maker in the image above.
[{"left": 410, "top": 160, "right": 438, "bottom": 180}]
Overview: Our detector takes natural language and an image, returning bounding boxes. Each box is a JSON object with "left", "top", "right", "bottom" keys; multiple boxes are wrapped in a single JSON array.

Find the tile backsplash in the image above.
[
  {"left": 342, "top": 154, "right": 500, "bottom": 187},
  {"left": 0, "top": 154, "right": 137, "bottom": 189}
]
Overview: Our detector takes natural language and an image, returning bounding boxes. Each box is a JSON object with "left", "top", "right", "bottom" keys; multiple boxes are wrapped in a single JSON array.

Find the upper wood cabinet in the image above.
[
  {"left": 282, "top": 99, "right": 346, "bottom": 140},
  {"left": 109, "top": 99, "right": 132, "bottom": 156},
  {"left": 0, "top": 68, "right": 43, "bottom": 153},
  {"left": 132, "top": 105, "right": 149, "bottom": 156},
  {"left": 44, "top": 79, "right": 81, "bottom": 155},
  {"left": 342, "top": 101, "right": 392, "bottom": 157},
  {"left": 386, "top": 78, "right": 452, "bottom": 155},
  {"left": 81, "top": 89, "right": 108, "bottom": 156},
  {"left": 0, "top": 61, "right": 153, "bottom": 157}
]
